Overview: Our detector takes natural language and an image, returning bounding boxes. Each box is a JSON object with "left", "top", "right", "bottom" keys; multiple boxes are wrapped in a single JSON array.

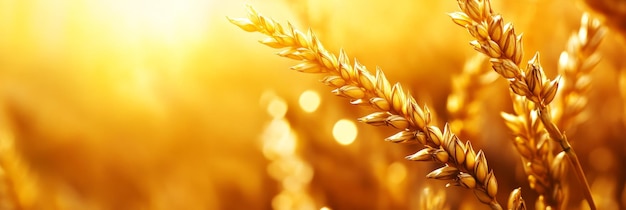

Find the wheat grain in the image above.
[
  {"left": 450, "top": 0, "right": 596, "bottom": 208},
  {"left": 580, "top": 0, "right": 626, "bottom": 41},
  {"left": 507, "top": 187, "right": 527, "bottom": 210},
  {"left": 502, "top": 94, "right": 567, "bottom": 209},
  {"left": 449, "top": 0, "right": 558, "bottom": 107},
  {"left": 229, "top": 5, "right": 502, "bottom": 209},
  {"left": 581, "top": 0, "right": 626, "bottom": 130},
  {"left": 554, "top": 13, "right": 606, "bottom": 131},
  {"left": 446, "top": 54, "right": 497, "bottom": 137}
]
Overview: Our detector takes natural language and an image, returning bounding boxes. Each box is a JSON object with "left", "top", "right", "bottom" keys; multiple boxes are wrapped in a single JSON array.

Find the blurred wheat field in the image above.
[{"left": 0, "top": 0, "right": 625, "bottom": 209}]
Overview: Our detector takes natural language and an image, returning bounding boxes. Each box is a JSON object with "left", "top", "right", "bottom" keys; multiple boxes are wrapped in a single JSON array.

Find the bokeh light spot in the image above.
[
  {"left": 259, "top": 90, "right": 278, "bottom": 108},
  {"left": 261, "top": 119, "right": 296, "bottom": 160},
  {"left": 271, "top": 192, "right": 293, "bottom": 210},
  {"left": 446, "top": 95, "right": 460, "bottom": 114},
  {"left": 386, "top": 162, "right": 407, "bottom": 185},
  {"left": 299, "top": 90, "right": 321, "bottom": 113},
  {"left": 267, "top": 98, "right": 288, "bottom": 119},
  {"left": 332, "top": 119, "right": 357, "bottom": 146}
]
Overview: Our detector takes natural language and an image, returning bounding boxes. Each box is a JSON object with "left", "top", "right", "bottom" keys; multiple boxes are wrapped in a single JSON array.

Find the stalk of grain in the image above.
[
  {"left": 229, "top": 5, "right": 502, "bottom": 209},
  {"left": 580, "top": 0, "right": 626, "bottom": 41},
  {"left": 448, "top": 0, "right": 596, "bottom": 208},
  {"left": 501, "top": 12, "right": 605, "bottom": 210},
  {"left": 446, "top": 54, "right": 496, "bottom": 137},
  {"left": 501, "top": 94, "right": 567, "bottom": 209},
  {"left": 507, "top": 187, "right": 527, "bottom": 210},
  {"left": 554, "top": 13, "right": 606, "bottom": 131},
  {"left": 578, "top": 0, "right": 626, "bottom": 131}
]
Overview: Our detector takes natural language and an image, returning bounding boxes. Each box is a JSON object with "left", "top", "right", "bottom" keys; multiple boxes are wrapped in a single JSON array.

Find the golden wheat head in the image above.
[{"left": 229, "top": 4, "right": 504, "bottom": 209}]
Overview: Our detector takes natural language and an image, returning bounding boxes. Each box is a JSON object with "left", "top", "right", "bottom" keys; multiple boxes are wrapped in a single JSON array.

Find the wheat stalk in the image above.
[
  {"left": 446, "top": 54, "right": 496, "bottom": 137},
  {"left": 500, "top": 13, "right": 606, "bottom": 204},
  {"left": 580, "top": 0, "right": 626, "bottom": 41},
  {"left": 445, "top": 58, "right": 536, "bottom": 210},
  {"left": 229, "top": 5, "right": 502, "bottom": 209},
  {"left": 502, "top": 94, "right": 567, "bottom": 209},
  {"left": 554, "top": 13, "right": 606, "bottom": 131},
  {"left": 507, "top": 187, "right": 527, "bottom": 210},
  {"left": 449, "top": 0, "right": 596, "bottom": 209}
]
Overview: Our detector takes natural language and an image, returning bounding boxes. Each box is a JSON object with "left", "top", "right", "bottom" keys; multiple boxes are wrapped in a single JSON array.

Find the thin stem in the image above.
[{"left": 538, "top": 107, "right": 596, "bottom": 210}]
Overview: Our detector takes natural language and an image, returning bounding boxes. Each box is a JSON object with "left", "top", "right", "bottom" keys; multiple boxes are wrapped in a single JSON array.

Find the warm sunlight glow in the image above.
[
  {"left": 3, "top": 0, "right": 625, "bottom": 209},
  {"left": 90, "top": 0, "right": 214, "bottom": 44},
  {"left": 332, "top": 119, "right": 357, "bottom": 146},
  {"left": 299, "top": 90, "right": 321, "bottom": 113}
]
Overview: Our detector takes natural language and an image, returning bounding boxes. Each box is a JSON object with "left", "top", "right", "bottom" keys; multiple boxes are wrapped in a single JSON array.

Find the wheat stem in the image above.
[
  {"left": 229, "top": 5, "right": 502, "bottom": 209},
  {"left": 538, "top": 107, "right": 594, "bottom": 209},
  {"left": 502, "top": 94, "right": 564, "bottom": 209},
  {"left": 450, "top": 0, "right": 596, "bottom": 209},
  {"left": 507, "top": 187, "right": 527, "bottom": 210}
]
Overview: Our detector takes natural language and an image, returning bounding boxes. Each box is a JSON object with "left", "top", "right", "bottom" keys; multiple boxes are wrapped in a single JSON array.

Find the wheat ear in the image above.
[
  {"left": 502, "top": 94, "right": 567, "bottom": 209},
  {"left": 447, "top": 54, "right": 495, "bottom": 137},
  {"left": 229, "top": 5, "right": 502, "bottom": 209},
  {"left": 507, "top": 187, "right": 527, "bottom": 210},
  {"left": 555, "top": 13, "right": 606, "bottom": 131},
  {"left": 449, "top": 0, "right": 595, "bottom": 208}
]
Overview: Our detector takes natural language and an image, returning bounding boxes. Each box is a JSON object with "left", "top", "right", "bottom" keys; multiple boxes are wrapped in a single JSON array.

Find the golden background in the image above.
[{"left": 0, "top": 0, "right": 624, "bottom": 209}]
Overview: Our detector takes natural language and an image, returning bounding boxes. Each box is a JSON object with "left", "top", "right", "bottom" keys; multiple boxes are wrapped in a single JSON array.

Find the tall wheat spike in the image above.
[
  {"left": 229, "top": 5, "right": 503, "bottom": 209},
  {"left": 446, "top": 54, "right": 495, "bottom": 138},
  {"left": 502, "top": 94, "right": 567, "bottom": 209},
  {"left": 449, "top": 0, "right": 596, "bottom": 208},
  {"left": 554, "top": 13, "right": 606, "bottom": 131},
  {"left": 507, "top": 187, "right": 527, "bottom": 210},
  {"left": 500, "top": 13, "right": 605, "bottom": 209}
]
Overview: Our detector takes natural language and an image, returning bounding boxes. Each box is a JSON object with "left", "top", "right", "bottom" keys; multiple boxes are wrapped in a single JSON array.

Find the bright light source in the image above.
[
  {"left": 267, "top": 98, "right": 288, "bottom": 119},
  {"left": 299, "top": 90, "right": 321, "bottom": 113},
  {"left": 332, "top": 119, "right": 357, "bottom": 146}
]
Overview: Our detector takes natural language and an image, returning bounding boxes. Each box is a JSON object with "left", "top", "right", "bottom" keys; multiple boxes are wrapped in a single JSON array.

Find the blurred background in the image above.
[{"left": 0, "top": 0, "right": 625, "bottom": 209}]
